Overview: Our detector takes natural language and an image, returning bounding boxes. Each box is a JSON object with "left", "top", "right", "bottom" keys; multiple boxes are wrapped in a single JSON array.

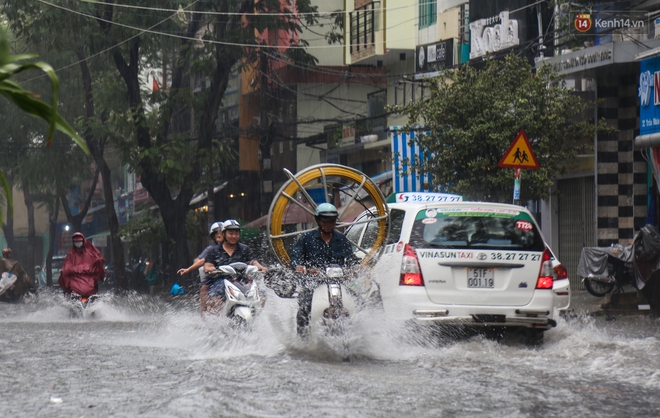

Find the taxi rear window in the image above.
[{"left": 409, "top": 207, "right": 545, "bottom": 251}]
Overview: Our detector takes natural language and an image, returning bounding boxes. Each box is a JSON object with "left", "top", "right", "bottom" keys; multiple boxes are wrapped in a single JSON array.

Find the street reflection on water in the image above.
[{"left": 1, "top": 289, "right": 659, "bottom": 418}]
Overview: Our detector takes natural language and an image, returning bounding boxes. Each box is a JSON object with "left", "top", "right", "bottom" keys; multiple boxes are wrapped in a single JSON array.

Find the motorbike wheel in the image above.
[{"left": 584, "top": 278, "right": 615, "bottom": 297}]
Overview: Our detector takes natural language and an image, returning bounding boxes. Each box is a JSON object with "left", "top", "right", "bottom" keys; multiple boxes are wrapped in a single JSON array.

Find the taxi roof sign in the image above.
[
  {"left": 498, "top": 129, "right": 540, "bottom": 169},
  {"left": 386, "top": 192, "right": 463, "bottom": 204}
]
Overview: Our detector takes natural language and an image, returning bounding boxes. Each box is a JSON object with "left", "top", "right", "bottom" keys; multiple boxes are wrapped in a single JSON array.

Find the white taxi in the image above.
[{"left": 346, "top": 192, "right": 571, "bottom": 344}]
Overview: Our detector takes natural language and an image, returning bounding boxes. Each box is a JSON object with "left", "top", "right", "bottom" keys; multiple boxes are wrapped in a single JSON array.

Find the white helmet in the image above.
[
  {"left": 223, "top": 219, "right": 241, "bottom": 231},
  {"left": 209, "top": 221, "right": 223, "bottom": 238}
]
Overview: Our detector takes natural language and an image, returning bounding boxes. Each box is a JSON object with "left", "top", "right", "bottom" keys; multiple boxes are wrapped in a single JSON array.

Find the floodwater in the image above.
[{"left": 0, "top": 288, "right": 659, "bottom": 418}]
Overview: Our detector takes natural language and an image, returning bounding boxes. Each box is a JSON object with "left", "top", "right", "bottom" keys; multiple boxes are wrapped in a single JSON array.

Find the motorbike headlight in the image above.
[
  {"left": 326, "top": 266, "right": 343, "bottom": 278},
  {"left": 328, "top": 283, "right": 342, "bottom": 297},
  {"left": 226, "top": 283, "right": 245, "bottom": 301},
  {"left": 247, "top": 285, "right": 259, "bottom": 300}
]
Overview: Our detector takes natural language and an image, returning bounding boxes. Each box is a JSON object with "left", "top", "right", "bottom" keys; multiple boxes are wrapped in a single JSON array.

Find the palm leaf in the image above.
[
  {"left": 0, "top": 172, "right": 11, "bottom": 222},
  {"left": 0, "top": 36, "right": 87, "bottom": 224},
  {"left": 0, "top": 88, "right": 87, "bottom": 152}
]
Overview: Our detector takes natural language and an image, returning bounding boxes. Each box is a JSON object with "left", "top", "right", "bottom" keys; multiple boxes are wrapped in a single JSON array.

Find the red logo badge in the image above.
[
  {"left": 574, "top": 14, "right": 592, "bottom": 33},
  {"left": 516, "top": 221, "right": 533, "bottom": 231}
]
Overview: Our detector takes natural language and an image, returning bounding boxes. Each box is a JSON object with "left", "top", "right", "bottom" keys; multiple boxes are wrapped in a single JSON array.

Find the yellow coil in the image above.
[{"left": 269, "top": 166, "right": 387, "bottom": 266}]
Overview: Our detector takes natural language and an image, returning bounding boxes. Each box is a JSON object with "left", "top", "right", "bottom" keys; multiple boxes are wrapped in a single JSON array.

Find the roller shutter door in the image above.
[{"left": 557, "top": 176, "right": 595, "bottom": 290}]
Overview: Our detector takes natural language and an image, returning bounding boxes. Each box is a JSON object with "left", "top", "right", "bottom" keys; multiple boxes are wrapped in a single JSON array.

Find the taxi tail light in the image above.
[
  {"left": 554, "top": 263, "right": 568, "bottom": 280},
  {"left": 400, "top": 244, "right": 424, "bottom": 286},
  {"left": 536, "top": 248, "right": 554, "bottom": 289}
]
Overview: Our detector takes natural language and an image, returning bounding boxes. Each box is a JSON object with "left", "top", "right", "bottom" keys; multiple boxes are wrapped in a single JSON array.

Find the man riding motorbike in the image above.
[
  {"left": 58, "top": 232, "right": 105, "bottom": 298},
  {"left": 289, "top": 203, "right": 359, "bottom": 337},
  {"left": 202, "top": 220, "right": 267, "bottom": 313}
]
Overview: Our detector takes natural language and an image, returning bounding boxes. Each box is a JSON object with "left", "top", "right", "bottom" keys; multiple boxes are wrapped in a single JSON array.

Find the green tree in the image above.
[
  {"left": 398, "top": 54, "right": 608, "bottom": 202},
  {"left": 2, "top": 0, "right": 323, "bottom": 285}
]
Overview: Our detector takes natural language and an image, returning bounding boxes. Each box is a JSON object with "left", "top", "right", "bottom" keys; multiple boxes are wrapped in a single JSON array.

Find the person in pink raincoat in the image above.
[{"left": 59, "top": 232, "right": 105, "bottom": 297}]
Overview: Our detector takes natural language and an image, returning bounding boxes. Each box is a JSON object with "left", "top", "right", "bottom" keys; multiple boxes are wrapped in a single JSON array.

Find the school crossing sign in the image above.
[{"left": 498, "top": 129, "right": 540, "bottom": 170}]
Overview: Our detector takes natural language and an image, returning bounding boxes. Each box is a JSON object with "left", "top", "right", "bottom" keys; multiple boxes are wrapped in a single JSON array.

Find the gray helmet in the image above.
[
  {"left": 223, "top": 219, "right": 241, "bottom": 231},
  {"left": 314, "top": 203, "right": 338, "bottom": 220},
  {"left": 209, "top": 221, "right": 223, "bottom": 238}
]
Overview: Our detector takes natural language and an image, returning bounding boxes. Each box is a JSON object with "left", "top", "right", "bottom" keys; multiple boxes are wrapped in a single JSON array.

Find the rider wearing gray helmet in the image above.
[{"left": 289, "top": 203, "right": 358, "bottom": 336}]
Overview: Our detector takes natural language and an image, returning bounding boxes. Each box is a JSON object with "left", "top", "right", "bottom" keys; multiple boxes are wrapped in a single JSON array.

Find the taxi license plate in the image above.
[{"left": 467, "top": 268, "right": 494, "bottom": 288}]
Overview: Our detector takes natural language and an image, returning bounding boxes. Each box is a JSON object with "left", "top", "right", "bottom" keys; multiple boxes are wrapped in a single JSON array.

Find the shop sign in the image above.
[
  {"left": 639, "top": 56, "right": 660, "bottom": 135},
  {"left": 469, "top": 11, "right": 519, "bottom": 59},
  {"left": 416, "top": 39, "right": 454, "bottom": 74},
  {"left": 547, "top": 45, "right": 613, "bottom": 74}
]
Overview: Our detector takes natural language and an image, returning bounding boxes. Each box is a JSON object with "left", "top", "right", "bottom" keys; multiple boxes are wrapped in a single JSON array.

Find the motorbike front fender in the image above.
[
  {"left": 232, "top": 306, "right": 253, "bottom": 321},
  {"left": 310, "top": 284, "right": 357, "bottom": 326}
]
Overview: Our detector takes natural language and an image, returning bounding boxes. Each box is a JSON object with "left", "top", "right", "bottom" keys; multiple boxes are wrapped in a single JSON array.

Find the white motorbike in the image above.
[
  {"left": 268, "top": 265, "right": 381, "bottom": 340},
  {"left": 309, "top": 266, "right": 358, "bottom": 337},
  {"left": 205, "top": 262, "right": 262, "bottom": 327}
]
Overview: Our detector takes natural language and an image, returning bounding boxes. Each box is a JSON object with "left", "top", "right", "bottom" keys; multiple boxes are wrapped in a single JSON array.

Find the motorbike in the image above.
[
  {"left": 204, "top": 262, "right": 262, "bottom": 328},
  {"left": 587, "top": 257, "right": 635, "bottom": 297},
  {"left": 267, "top": 265, "right": 381, "bottom": 343},
  {"left": 67, "top": 293, "right": 101, "bottom": 318},
  {"left": 578, "top": 225, "right": 660, "bottom": 307}
]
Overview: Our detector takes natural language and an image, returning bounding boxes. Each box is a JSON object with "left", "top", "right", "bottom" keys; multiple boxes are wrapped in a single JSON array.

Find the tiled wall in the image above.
[{"left": 596, "top": 72, "right": 647, "bottom": 246}]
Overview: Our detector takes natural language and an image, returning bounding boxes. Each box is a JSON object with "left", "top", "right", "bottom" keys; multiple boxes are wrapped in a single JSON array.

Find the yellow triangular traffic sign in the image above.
[{"left": 498, "top": 130, "right": 540, "bottom": 169}]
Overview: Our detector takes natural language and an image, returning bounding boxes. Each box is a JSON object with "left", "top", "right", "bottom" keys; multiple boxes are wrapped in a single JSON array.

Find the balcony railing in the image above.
[{"left": 349, "top": 2, "right": 377, "bottom": 55}]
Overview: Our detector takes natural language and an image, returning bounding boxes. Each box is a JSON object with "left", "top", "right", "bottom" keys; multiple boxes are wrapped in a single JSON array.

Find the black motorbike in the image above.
[
  {"left": 577, "top": 225, "right": 660, "bottom": 311},
  {"left": 582, "top": 255, "right": 636, "bottom": 297}
]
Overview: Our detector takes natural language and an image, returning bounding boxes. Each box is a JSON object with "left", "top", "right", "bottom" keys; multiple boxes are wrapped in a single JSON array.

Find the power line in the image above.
[
  {"left": 41, "top": 0, "right": 430, "bottom": 50},
  {"left": 24, "top": 0, "right": 199, "bottom": 83},
  {"left": 77, "top": 0, "right": 415, "bottom": 17}
]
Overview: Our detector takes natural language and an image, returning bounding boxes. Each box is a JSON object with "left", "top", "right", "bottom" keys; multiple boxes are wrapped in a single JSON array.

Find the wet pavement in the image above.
[
  {"left": 1, "top": 288, "right": 659, "bottom": 417},
  {"left": 567, "top": 286, "right": 657, "bottom": 318}
]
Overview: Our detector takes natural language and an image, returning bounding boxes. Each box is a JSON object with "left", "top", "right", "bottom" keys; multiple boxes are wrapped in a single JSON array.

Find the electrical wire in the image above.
[
  {"left": 42, "top": 0, "right": 439, "bottom": 50},
  {"left": 35, "top": 0, "right": 447, "bottom": 83},
  {"left": 30, "top": 0, "right": 643, "bottom": 105},
  {"left": 24, "top": 0, "right": 199, "bottom": 83},
  {"left": 77, "top": 0, "right": 416, "bottom": 17}
]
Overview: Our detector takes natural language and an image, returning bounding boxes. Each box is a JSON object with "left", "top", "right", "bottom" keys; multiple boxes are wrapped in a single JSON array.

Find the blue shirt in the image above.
[
  {"left": 203, "top": 243, "right": 255, "bottom": 286},
  {"left": 290, "top": 229, "right": 358, "bottom": 269}
]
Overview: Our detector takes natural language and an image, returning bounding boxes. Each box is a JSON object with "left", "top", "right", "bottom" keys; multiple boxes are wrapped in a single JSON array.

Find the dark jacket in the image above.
[
  {"left": 203, "top": 243, "right": 255, "bottom": 286},
  {"left": 290, "top": 229, "right": 358, "bottom": 269}
]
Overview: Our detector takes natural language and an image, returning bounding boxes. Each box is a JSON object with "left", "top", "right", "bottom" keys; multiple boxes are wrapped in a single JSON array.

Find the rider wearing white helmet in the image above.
[
  {"left": 177, "top": 221, "right": 224, "bottom": 276},
  {"left": 202, "top": 220, "right": 268, "bottom": 309},
  {"left": 177, "top": 221, "right": 225, "bottom": 313},
  {"left": 289, "top": 203, "right": 358, "bottom": 336}
]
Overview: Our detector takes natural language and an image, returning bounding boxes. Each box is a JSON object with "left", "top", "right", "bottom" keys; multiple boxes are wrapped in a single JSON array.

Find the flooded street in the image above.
[{"left": 1, "top": 289, "right": 659, "bottom": 418}]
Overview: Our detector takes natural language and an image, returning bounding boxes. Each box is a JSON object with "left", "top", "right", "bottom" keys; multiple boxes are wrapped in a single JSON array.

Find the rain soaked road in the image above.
[{"left": 1, "top": 288, "right": 659, "bottom": 418}]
